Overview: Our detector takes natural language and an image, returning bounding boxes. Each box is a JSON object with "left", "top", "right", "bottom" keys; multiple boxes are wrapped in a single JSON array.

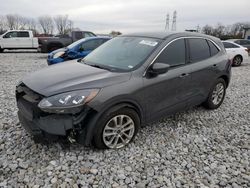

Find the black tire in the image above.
[
  {"left": 232, "top": 55, "right": 242, "bottom": 67},
  {"left": 93, "top": 107, "right": 140, "bottom": 149},
  {"left": 203, "top": 78, "right": 226, "bottom": 109},
  {"left": 0, "top": 48, "right": 4, "bottom": 53}
]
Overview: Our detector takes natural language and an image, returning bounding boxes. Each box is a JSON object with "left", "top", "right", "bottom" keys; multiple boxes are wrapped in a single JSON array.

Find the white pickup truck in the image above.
[{"left": 0, "top": 30, "right": 39, "bottom": 52}]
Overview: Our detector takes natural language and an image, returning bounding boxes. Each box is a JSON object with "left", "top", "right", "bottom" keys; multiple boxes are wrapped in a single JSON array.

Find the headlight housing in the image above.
[
  {"left": 38, "top": 89, "right": 99, "bottom": 113},
  {"left": 53, "top": 51, "right": 65, "bottom": 58}
]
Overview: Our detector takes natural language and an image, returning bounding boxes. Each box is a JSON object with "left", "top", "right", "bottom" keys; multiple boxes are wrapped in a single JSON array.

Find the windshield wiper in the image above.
[{"left": 84, "top": 62, "right": 112, "bottom": 71}]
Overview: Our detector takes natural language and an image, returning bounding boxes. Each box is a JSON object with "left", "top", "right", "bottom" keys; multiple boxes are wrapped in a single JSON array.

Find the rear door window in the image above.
[
  {"left": 155, "top": 38, "right": 186, "bottom": 67},
  {"left": 17, "top": 31, "right": 29, "bottom": 38},
  {"left": 188, "top": 38, "right": 210, "bottom": 62}
]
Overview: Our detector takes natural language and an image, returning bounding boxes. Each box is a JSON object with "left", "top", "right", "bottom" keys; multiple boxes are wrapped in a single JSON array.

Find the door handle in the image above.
[{"left": 179, "top": 73, "right": 190, "bottom": 78}]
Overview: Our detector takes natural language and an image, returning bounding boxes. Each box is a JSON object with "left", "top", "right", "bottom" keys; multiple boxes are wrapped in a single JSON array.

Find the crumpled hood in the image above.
[
  {"left": 48, "top": 48, "right": 67, "bottom": 58},
  {"left": 22, "top": 61, "right": 131, "bottom": 96},
  {"left": 51, "top": 48, "right": 67, "bottom": 54}
]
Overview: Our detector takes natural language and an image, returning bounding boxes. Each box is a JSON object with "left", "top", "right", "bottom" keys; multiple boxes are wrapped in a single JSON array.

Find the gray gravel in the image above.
[{"left": 0, "top": 51, "right": 249, "bottom": 187}]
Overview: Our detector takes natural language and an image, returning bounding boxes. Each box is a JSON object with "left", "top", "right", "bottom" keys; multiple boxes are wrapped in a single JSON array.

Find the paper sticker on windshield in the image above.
[
  {"left": 139, "top": 40, "right": 158, "bottom": 47},
  {"left": 128, "top": 65, "right": 133, "bottom": 69}
]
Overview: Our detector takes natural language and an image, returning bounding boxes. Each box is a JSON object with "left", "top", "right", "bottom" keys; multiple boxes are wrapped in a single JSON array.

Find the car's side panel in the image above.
[
  {"left": 141, "top": 66, "right": 192, "bottom": 122},
  {"left": 186, "top": 55, "right": 228, "bottom": 107}
]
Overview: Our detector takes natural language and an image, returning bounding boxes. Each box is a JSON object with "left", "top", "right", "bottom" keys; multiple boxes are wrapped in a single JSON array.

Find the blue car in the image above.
[{"left": 47, "top": 36, "right": 111, "bottom": 65}]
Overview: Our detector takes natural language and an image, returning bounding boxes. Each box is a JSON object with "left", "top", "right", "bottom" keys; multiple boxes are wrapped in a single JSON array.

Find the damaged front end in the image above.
[{"left": 16, "top": 83, "right": 97, "bottom": 144}]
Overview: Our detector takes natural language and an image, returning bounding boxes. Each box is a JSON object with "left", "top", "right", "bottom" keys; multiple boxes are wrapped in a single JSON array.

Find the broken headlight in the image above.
[{"left": 38, "top": 89, "right": 99, "bottom": 113}]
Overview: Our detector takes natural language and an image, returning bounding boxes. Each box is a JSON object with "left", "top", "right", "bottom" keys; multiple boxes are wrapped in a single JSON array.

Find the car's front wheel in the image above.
[
  {"left": 203, "top": 78, "right": 226, "bottom": 109},
  {"left": 93, "top": 107, "right": 140, "bottom": 149}
]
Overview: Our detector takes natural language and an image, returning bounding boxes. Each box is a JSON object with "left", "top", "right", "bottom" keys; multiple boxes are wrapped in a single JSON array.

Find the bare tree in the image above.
[
  {"left": 26, "top": 18, "right": 38, "bottom": 34},
  {"left": 67, "top": 20, "right": 74, "bottom": 33},
  {"left": 18, "top": 16, "right": 29, "bottom": 30},
  {"left": 212, "top": 23, "right": 226, "bottom": 38},
  {"left": 38, "top": 15, "right": 54, "bottom": 34},
  {"left": 6, "top": 14, "right": 20, "bottom": 30},
  {"left": 202, "top": 25, "right": 214, "bottom": 35},
  {"left": 54, "top": 15, "right": 73, "bottom": 35},
  {"left": 0, "top": 15, "right": 7, "bottom": 33}
]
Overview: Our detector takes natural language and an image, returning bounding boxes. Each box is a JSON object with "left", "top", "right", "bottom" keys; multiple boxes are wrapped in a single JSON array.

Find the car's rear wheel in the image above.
[
  {"left": 93, "top": 107, "right": 140, "bottom": 149},
  {"left": 0, "top": 48, "right": 4, "bottom": 53},
  {"left": 232, "top": 55, "right": 242, "bottom": 66},
  {"left": 203, "top": 78, "right": 226, "bottom": 109}
]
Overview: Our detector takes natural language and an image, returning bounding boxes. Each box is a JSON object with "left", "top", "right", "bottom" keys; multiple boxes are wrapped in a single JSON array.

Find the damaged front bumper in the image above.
[{"left": 16, "top": 83, "right": 91, "bottom": 143}]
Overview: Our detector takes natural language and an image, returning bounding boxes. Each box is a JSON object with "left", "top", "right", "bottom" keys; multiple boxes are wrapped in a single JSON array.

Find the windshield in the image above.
[
  {"left": 82, "top": 36, "right": 161, "bottom": 71},
  {"left": 67, "top": 38, "right": 87, "bottom": 49}
]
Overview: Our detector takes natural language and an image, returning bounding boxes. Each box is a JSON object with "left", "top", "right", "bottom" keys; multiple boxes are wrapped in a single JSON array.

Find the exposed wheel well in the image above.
[
  {"left": 219, "top": 75, "right": 229, "bottom": 87},
  {"left": 79, "top": 101, "right": 143, "bottom": 146},
  {"left": 105, "top": 102, "right": 142, "bottom": 124}
]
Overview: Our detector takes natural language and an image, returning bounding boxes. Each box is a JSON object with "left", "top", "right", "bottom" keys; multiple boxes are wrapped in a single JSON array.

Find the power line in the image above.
[
  {"left": 165, "top": 13, "right": 169, "bottom": 31},
  {"left": 171, "top": 10, "right": 177, "bottom": 31}
]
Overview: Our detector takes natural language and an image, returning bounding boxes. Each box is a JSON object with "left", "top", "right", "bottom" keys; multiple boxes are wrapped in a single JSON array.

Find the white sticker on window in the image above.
[
  {"left": 139, "top": 40, "right": 158, "bottom": 47},
  {"left": 128, "top": 65, "right": 133, "bottom": 69}
]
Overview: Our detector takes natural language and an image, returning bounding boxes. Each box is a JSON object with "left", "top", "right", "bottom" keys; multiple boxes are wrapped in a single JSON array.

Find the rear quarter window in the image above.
[
  {"left": 207, "top": 40, "right": 220, "bottom": 56},
  {"left": 188, "top": 38, "right": 210, "bottom": 62}
]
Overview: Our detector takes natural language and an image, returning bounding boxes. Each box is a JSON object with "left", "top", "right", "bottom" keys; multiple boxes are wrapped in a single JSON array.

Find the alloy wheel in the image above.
[
  {"left": 102, "top": 115, "right": 135, "bottom": 149},
  {"left": 211, "top": 83, "right": 225, "bottom": 105},
  {"left": 233, "top": 56, "right": 242, "bottom": 66}
]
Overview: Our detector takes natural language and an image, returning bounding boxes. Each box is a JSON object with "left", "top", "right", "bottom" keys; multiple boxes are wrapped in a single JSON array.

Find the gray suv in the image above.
[{"left": 16, "top": 32, "right": 232, "bottom": 149}]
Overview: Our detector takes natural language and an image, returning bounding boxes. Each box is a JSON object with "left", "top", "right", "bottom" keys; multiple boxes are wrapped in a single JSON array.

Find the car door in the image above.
[
  {"left": 1, "top": 31, "right": 18, "bottom": 48},
  {"left": 17, "top": 31, "right": 32, "bottom": 48},
  {"left": 186, "top": 38, "right": 221, "bottom": 106},
  {"left": 142, "top": 38, "right": 193, "bottom": 121}
]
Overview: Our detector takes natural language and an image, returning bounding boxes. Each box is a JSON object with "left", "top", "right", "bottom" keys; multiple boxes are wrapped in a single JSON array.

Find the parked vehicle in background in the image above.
[
  {"left": 227, "top": 39, "right": 250, "bottom": 54},
  {"left": 16, "top": 32, "right": 231, "bottom": 149},
  {"left": 0, "top": 30, "right": 38, "bottom": 52},
  {"left": 47, "top": 36, "right": 111, "bottom": 65},
  {"left": 222, "top": 41, "right": 249, "bottom": 66},
  {"left": 38, "top": 31, "right": 96, "bottom": 53}
]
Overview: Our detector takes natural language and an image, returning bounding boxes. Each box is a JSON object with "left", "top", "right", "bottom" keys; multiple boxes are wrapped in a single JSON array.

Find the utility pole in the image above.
[
  {"left": 171, "top": 10, "right": 177, "bottom": 31},
  {"left": 165, "top": 13, "right": 169, "bottom": 31}
]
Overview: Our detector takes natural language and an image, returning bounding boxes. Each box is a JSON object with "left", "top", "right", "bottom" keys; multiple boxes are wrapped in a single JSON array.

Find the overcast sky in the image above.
[{"left": 0, "top": 0, "right": 249, "bottom": 34}]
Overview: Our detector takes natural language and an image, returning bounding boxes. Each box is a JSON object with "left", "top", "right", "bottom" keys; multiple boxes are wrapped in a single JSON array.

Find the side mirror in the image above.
[{"left": 148, "top": 62, "right": 170, "bottom": 76}]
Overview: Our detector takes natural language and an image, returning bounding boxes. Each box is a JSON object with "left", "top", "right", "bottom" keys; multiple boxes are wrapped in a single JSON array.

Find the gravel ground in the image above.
[{"left": 0, "top": 51, "right": 249, "bottom": 188}]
